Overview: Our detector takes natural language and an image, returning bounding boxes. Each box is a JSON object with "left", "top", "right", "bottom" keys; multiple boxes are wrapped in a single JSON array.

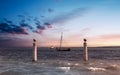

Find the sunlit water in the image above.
[{"left": 0, "top": 47, "right": 120, "bottom": 75}]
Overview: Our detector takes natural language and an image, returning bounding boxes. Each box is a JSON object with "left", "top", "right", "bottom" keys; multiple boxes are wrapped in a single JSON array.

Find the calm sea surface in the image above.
[{"left": 0, "top": 47, "right": 120, "bottom": 75}]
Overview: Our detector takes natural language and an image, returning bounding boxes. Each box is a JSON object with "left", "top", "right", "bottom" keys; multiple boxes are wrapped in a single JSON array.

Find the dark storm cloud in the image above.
[{"left": 0, "top": 23, "right": 28, "bottom": 35}]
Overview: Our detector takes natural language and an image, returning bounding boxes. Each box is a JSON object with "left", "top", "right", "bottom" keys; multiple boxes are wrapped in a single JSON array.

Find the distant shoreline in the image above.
[
  {"left": 0, "top": 46, "right": 120, "bottom": 48},
  {"left": 0, "top": 46, "right": 120, "bottom": 49}
]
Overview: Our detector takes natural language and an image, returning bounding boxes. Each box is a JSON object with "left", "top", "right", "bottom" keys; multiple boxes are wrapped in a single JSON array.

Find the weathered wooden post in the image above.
[
  {"left": 83, "top": 38, "right": 88, "bottom": 61},
  {"left": 33, "top": 39, "right": 37, "bottom": 62}
]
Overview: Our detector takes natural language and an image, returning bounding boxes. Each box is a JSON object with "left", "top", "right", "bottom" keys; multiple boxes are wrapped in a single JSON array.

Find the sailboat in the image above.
[{"left": 57, "top": 32, "right": 70, "bottom": 51}]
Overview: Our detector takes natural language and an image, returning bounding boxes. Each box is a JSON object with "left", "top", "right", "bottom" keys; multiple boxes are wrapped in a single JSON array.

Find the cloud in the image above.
[
  {"left": 33, "top": 30, "right": 44, "bottom": 34},
  {"left": 0, "top": 36, "right": 15, "bottom": 47},
  {"left": 87, "top": 34, "right": 120, "bottom": 46},
  {"left": 34, "top": 18, "right": 41, "bottom": 26},
  {"left": 0, "top": 22, "right": 28, "bottom": 35},
  {"left": 34, "top": 17, "right": 40, "bottom": 23},
  {"left": 50, "top": 8, "right": 87, "bottom": 24},
  {"left": 18, "top": 14, "right": 34, "bottom": 22},
  {"left": 0, "top": 35, "right": 31, "bottom": 47},
  {"left": 33, "top": 24, "right": 46, "bottom": 34},
  {"left": 32, "top": 16, "right": 52, "bottom": 34},
  {"left": 1, "top": 13, "right": 53, "bottom": 35},
  {"left": 18, "top": 15, "right": 47, "bottom": 34},
  {"left": 36, "top": 25, "right": 45, "bottom": 30},
  {"left": 17, "top": 15, "right": 25, "bottom": 18},
  {"left": 100, "top": 34, "right": 120, "bottom": 40},
  {"left": 3, "top": 18, "right": 13, "bottom": 24},
  {"left": 41, "top": 15, "right": 45, "bottom": 18},
  {"left": 16, "top": 8, "right": 87, "bottom": 35},
  {"left": 44, "top": 22, "right": 52, "bottom": 28},
  {"left": 88, "top": 34, "right": 120, "bottom": 41},
  {"left": 20, "top": 19, "right": 33, "bottom": 30},
  {"left": 33, "top": 22, "right": 52, "bottom": 34},
  {"left": 48, "top": 8, "right": 54, "bottom": 13},
  {"left": 64, "top": 27, "right": 91, "bottom": 41}
]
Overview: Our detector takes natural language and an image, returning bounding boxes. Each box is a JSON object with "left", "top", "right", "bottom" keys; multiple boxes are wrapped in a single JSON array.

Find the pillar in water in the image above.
[
  {"left": 83, "top": 39, "right": 88, "bottom": 61},
  {"left": 33, "top": 39, "right": 37, "bottom": 62}
]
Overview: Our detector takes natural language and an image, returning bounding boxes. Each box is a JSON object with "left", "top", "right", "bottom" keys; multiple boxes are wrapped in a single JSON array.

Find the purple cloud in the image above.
[
  {"left": 36, "top": 25, "right": 45, "bottom": 30},
  {"left": 44, "top": 22, "right": 52, "bottom": 28},
  {"left": 0, "top": 23, "right": 28, "bottom": 35}
]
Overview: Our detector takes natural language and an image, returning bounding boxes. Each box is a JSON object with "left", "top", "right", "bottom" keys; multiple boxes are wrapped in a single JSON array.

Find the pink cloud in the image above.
[{"left": 88, "top": 34, "right": 120, "bottom": 46}]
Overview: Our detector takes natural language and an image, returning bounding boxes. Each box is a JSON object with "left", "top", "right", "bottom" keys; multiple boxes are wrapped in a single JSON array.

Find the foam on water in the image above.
[
  {"left": 0, "top": 60, "right": 120, "bottom": 75},
  {"left": 0, "top": 47, "right": 120, "bottom": 75},
  {"left": 87, "top": 67, "right": 106, "bottom": 71},
  {"left": 57, "top": 67, "right": 71, "bottom": 73}
]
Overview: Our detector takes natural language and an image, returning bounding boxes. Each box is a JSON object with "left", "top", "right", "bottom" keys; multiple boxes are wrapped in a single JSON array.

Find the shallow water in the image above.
[{"left": 0, "top": 47, "right": 120, "bottom": 75}]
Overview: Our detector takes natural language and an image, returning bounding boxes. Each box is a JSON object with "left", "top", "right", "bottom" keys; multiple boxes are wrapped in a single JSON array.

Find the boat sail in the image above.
[{"left": 57, "top": 32, "right": 70, "bottom": 51}]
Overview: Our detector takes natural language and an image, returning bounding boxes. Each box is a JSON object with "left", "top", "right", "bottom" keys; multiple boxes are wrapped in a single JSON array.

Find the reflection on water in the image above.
[{"left": 0, "top": 47, "right": 120, "bottom": 75}]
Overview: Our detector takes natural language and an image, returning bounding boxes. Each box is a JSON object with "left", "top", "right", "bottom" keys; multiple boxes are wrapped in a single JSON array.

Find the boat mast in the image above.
[{"left": 59, "top": 32, "right": 63, "bottom": 50}]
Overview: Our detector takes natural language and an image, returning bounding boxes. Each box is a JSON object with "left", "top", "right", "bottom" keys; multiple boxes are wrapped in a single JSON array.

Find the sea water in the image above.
[{"left": 0, "top": 47, "right": 120, "bottom": 75}]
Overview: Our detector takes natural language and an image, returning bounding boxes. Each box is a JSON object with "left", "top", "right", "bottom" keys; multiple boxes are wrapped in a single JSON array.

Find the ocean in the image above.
[{"left": 0, "top": 47, "right": 120, "bottom": 75}]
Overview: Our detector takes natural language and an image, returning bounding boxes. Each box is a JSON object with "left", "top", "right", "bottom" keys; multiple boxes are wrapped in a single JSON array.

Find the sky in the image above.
[{"left": 0, "top": 0, "right": 120, "bottom": 47}]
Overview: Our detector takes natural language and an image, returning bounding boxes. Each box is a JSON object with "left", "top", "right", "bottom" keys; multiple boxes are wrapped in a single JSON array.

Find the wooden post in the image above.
[
  {"left": 33, "top": 39, "right": 37, "bottom": 62},
  {"left": 83, "top": 38, "right": 88, "bottom": 61}
]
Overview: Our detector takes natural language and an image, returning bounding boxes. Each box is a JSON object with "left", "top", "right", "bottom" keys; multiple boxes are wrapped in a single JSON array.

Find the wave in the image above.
[
  {"left": 57, "top": 67, "right": 71, "bottom": 72},
  {"left": 87, "top": 67, "right": 106, "bottom": 71},
  {"left": 105, "top": 64, "right": 119, "bottom": 70}
]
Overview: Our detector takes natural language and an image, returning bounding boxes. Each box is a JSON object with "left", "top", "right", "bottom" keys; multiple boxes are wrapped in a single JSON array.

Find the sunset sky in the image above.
[{"left": 0, "top": 0, "right": 120, "bottom": 47}]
